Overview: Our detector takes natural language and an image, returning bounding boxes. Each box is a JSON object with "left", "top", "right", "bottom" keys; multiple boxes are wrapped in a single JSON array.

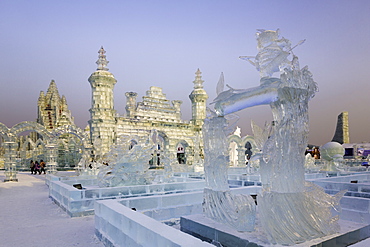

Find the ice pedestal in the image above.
[
  {"left": 258, "top": 182, "right": 345, "bottom": 245},
  {"left": 181, "top": 214, "right": 370, "bottom": 247},
  {"left": 203, "top": 188, "right": 256, "bottom": 232}
]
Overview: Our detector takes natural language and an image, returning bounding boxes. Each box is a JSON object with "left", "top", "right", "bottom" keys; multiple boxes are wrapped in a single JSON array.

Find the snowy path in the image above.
[{"left": 0, "top": 172, "right": 104, "bottom": 247}]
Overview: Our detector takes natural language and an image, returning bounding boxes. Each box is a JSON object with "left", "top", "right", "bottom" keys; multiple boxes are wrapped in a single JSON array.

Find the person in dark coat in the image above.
[
  {"left": 34, "top": 161, "right": 41, "bottom": 175},
  {"left": 30, "top": 160, "right": 35, "bottom": 174},
  {"left": 39, "top": 160, "right": 46, "bottom": 174}
]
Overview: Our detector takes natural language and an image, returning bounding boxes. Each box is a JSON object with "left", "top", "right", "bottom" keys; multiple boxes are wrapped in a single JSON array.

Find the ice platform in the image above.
[{"left": 181, "top": 214, "right": 370, "bottom": 247}]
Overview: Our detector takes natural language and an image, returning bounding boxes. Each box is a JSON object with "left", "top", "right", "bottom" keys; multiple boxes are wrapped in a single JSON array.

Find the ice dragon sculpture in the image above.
[
  {"left": 98, "top": 130, "right": 173, "bottom": 187},
  {"left": 205, "top": 29, "right": 345, "bottom": 245}
]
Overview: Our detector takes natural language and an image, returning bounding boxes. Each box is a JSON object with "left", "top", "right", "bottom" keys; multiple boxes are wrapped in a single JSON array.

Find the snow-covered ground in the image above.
[
  {"left": 0, "top": 171, "right": 104, "bottom": 247},
  {"left": 1, "top": 171, "right": 370, "bottom": 247}
]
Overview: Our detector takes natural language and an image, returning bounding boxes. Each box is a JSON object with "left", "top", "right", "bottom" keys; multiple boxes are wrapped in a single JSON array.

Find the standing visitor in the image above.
[
  {"left": 40, "top": 160, "right": 46, "bottom": 174},
  {"left": 34, "top": 161, "right": 40, "bottom": 175},
  {"left": 30, "top": 160, "right": 35, "bottom": 174}
]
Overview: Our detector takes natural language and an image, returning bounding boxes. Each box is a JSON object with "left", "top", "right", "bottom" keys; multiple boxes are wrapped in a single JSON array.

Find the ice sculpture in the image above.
[
  {"left": 151, "top": 150, "right": 178, "bottom": 183},
  {"left": 97, "top": 130, "right": 157, "bottom": 187},
  {"left": 304, "top": 153, "right": 319, "bottom": 172},
  {"left": 209, "top": 29, "right": 345, "bottom": 245},
  {"left": 202, "top": 111, "right": 256, "bottom": 232},
  {"left": 76, "top": 151, "right": 99, "bottom": 176},
  {"left": 97, "top": 129, "right": 178, "bottom": 187},
  {"left": 320, "top": 141, "right": 345, "bottom": 171}
]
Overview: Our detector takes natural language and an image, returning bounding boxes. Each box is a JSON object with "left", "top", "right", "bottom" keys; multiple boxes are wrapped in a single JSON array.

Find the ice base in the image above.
[
  {"left": 257, "top": 188, "right": 344, "bottom": 245},
  {"left": 203, "top": 188, "right": 256, "bottom": 232},
  {"left": 181, "top": 214, "right": 370, "bottom": 247}
]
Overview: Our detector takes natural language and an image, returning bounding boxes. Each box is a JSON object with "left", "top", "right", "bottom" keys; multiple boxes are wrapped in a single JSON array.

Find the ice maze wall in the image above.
[
  {"left": 94, "top": 186, "right": 261, "bottom": 246},
  {"left": 94, "top": 199, "right": 213, "bottom": 247},
  {"left": 47, "top": 174, "right": 205, "bottom": 217}
]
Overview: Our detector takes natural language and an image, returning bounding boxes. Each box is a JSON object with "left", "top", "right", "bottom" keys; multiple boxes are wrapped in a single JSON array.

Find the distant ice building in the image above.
[
  {"left": 15, "top": 80, "right": 83, "bottom": 168},
  {"left": 0, "top": 47, "right": 262, "bottom": 171},
  {"left": 37, "top": 80, "right": 75, "bottom": 130},
  {"left": 20, "top": 80, "right": 75, "bottom": 144},
  {"left": 331, "top": 111, "right": 350, "bottom": 144},
  {"left": 330, "top": 112, "right": 370, "bottom": 158}
]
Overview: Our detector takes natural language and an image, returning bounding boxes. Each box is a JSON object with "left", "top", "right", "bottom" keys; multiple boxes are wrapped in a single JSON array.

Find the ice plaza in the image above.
[{"left": 2, "top": 29, "right": 370, "bottom": 246}]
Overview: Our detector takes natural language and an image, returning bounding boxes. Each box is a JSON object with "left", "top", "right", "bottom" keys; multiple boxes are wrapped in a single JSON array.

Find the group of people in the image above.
[{"left": 30, "top": 160, "right": 46, "bottom": 175}]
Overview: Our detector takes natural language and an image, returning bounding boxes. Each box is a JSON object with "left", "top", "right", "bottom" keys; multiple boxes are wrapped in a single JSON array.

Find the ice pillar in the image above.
[
  {"left": 46, "top": 143, "right": 58, "bottom": 174},
  {"left": 237, "top": 147, "right": 246, "bottom": 167},
  {"left": 4, "top": 142, "right": 18, "bottom": 182}
]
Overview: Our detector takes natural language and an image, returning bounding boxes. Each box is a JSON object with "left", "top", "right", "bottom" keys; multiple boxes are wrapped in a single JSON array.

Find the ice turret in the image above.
[
  {"left": 125, "top": 92, "right": 138, "bottom": 118},
  {"left": 189, "top": 69, "right": 208, "bottom": 126},
  {"left": 88, "top": 47, "right": 117, "bottom": 155},
  {"left": 96, "top": 46, "right": 109, "bottom": 71}
]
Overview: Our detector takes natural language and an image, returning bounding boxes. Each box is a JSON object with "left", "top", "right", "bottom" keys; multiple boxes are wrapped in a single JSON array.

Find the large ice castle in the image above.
[
  {"left": 34, "top": 47, "right": 209, "bottom": 166},
  {"left": 87, "top": 47, "right": 208, "bottom": 165}
]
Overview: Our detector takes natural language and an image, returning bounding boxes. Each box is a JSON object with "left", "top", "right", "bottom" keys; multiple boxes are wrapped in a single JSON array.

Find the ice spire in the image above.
[
  {"left": 96, "top": 46, "right": 109, "bottom": 71},
  {"left": 46, "top": 80, "right": 60, "bottom": 101},
  {"left": 193, "top": 68, "right": 204, "bottom": 89}
]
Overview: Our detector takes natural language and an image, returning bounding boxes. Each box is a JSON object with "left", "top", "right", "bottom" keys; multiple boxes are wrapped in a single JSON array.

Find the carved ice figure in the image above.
[
  {"left": 211, "top": 29, "right": 345, "bottom": 245},
  {"left": 320, "top": 141, "right": 346, "bottom": 172},
  {"left": 77, "top": 158, "right": 99, "bottom": 176},
  {"left": 75, "top": 148, "right": 98, "bottom": 176},
  {"left": 202, "top": 111, "right": 256, "bottom": 232},
  {"left": 240, "top": 29, "right": 293, "bottom": 78},
  {"left": 305, "top": 153, "right": 318, "bottom": 172},
  {"left": 247, "top": 158, "right": 260, "bottom": 174},
  {"left": 151, "top": 150, "right": 178, "bottom": 183},
  {"left": 191, "top": 132, "right": 204, "bottom": 173},
  {"left": 97, "top": 131, "right": 157, "bottom": 187},
  {"left": 97, "top": 130, "right": 178, "bottom": 187}
]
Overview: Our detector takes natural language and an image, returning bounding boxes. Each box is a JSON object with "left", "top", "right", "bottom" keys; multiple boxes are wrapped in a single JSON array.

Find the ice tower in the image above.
[
  {"left": 88, "top": 47, "right": 117, "bottom": 154},
  {"left": 189, "top": 69, "right": 208, "bottom": 126},
  {"left": 87, "top": 47, "right": 208, "bottom": 163}
]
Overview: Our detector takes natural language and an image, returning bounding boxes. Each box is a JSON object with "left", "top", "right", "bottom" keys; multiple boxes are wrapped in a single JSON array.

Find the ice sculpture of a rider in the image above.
[
  {"left": 207, "top": 29, "right": 344, "bottom": 245},
  {"left": 243, "top": 29, "right": 293, "bottom": 78}
]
